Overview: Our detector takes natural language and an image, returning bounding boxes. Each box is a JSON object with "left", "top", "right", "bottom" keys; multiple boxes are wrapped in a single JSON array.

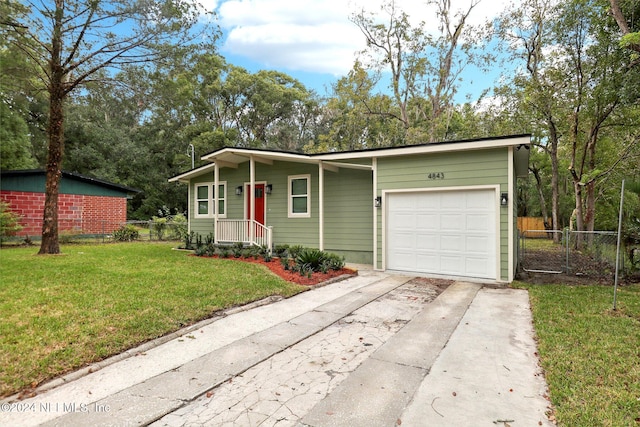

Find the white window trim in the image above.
[
  {"left": 194, "top": 182, "right": 227, "bottom": 218},
  {"left": 288, "top": 174, "right": 311, "bottom": 218}
]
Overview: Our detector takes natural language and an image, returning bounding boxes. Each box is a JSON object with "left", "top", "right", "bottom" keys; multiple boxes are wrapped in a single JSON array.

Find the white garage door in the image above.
[{"left": 386, "top": 189, "right": 497, "bottom": 279}]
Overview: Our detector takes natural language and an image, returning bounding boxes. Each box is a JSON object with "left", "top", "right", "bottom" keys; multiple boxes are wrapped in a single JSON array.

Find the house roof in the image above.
[
  {"left": 0, "top": 169, "right": 141, "bottom": 194},
  {"left": 169, "top": 134, "right": 531, "bottom": 182}
]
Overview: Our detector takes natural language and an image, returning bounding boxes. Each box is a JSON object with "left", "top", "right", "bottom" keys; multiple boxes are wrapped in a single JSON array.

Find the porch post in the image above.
[
  {"left": 249, "top": 155, "right": 255, "bottom": 245},
  {"left": 318, "top": 161, "right": 324, "bottom": 251},
  {"left": 214, "top": 162, "right": 219, "bottom": 245},
  {"left": 373, "top": 157, "right": 378, "bottom": 270}
]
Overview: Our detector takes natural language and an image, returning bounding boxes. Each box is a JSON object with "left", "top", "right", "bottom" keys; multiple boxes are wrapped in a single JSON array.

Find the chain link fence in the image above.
[
  {"left": 6, "top": 217, "right": 188, "bottom": 244},
  {"left": 518, "top": 229, "right": 634, "bottom": 283}
]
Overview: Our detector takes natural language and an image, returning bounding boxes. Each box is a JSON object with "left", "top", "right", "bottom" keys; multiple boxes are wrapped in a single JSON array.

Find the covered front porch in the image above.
[{"left": 169, "top": 148, "right": 375, "bottom": 260}]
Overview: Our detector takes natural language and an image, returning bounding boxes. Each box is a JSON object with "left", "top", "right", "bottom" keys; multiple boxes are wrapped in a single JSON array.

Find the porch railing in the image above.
[{"left": 216, "top": 219, "right": 272, "bottom": 249}]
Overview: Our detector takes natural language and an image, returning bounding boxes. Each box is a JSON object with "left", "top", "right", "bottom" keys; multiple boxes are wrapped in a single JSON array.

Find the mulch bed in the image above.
[{"left": 197, "top": 255, "right": 357, "bottom": 286}]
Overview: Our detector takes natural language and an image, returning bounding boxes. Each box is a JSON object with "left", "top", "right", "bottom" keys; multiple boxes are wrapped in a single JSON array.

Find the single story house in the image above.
[
  {"left": 169, "top": 134, "right": 530, "bottom": 283},
  {"left": 0, "top": 169, "right": 140, "bottom": 237}
]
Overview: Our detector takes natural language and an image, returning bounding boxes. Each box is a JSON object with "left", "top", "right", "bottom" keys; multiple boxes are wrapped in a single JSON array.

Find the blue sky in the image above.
[{"left": 199, "top": 0, "right": 517, "bottom": 103}]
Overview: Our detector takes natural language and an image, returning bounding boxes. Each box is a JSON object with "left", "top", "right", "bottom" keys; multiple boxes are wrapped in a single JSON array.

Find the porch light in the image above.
[
  {"left": 236, "top": 186, "right": 243, "bottom": 196},
  {"left": 375, "top": 196, "right": 382, "bottom": 208},
  {"left": 266, "top": 184, "right": 273, "bottom": 194},
  {"left": 500, "top": 192, "right": 508, "bottom": 206}
]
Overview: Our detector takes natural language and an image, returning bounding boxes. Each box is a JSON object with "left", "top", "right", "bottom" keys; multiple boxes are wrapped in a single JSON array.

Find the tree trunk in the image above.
[
  {"left": 530, "top": 164, "right": 550, "bottom": 229},
  {"left": 38, "top": 85, "right": 65, "bottom": 254},
  {"left": 38, "top": 0, "right": 65, "bottom": 255},
  {"left": 573, "top": 181, "right": 584, "bottom": 250}
]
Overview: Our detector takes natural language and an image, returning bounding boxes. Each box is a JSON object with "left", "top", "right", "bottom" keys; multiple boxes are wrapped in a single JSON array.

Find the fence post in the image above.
[
  {"left": 565, "top": 228, "right": 570, "bottom": 274},
  {"left": 613, "top": 179, "right": 625, "bottom": 311}
]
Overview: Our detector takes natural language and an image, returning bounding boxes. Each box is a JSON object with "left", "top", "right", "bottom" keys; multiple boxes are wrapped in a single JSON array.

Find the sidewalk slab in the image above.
[
  {"left": 373, "top": 281, "right": 481, "bottom": 369},
  {"left": 399, "top": 287, "right": 553, "bottom": 426},
  {"left": 301, "top": 358, "right": 425, "bottom": 427},
  {"left": 300, "top": 281, "right": 481, "bottom": 427}
]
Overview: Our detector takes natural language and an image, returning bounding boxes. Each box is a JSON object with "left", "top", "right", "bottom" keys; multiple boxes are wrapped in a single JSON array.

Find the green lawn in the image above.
[
  {"left": 0, "top": 243, "right": 303, "bottom": 397},
  {"left": 2, "top": 243, "right": 639, "bottom": 426},
  {"left": 514, "top": 282, "right": 640, "bottom": 426}
]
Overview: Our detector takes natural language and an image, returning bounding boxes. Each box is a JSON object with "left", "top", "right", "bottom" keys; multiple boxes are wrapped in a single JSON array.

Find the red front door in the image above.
[{"left": 246, "top": 184, "right": 265, "bottom": 225}]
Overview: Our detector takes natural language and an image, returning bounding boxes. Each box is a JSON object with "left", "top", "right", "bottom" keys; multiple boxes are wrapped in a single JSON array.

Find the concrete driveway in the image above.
[{"left": 1, "top": 269, "right": 553, "bottom": 427}]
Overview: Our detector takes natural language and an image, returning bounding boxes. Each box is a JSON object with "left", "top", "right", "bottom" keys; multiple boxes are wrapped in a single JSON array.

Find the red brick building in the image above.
[{"left": 1, "top": 170, "right": 140, "bottom": 237}]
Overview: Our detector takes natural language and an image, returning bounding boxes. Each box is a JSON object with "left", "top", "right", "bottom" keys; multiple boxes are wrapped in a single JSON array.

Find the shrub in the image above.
[
  {"left": 172, "top": 213, "right": 189, "bottom": 241},
  {"left": 293, "top": 248, "right": 345, "bottom": 273},
  {"left": 274, "top": 244, "right": 289, "bottom": 258},
  {"left": 288, "top": 245, "right": 304, "bottom": 260},
  {"left": 323, "top": 252, "right": 345, "bottom": 271},
  {"left": 113, "top": 224, "right": 140, "bottom": 242},
  {"left": 232, "top": 242, "right": 244, "bottom": 258},
  {"left": 181, "top": 231, "right": 198, "bottom": 250},
  {"left": 151, "top": 216, "right": 167, "bottom": 240},
  {"left": 0, "top": 201, "right": 23, "bottom": 243},
  {"left": 295, "top": 248, "right": 325, "bottom": 271}
]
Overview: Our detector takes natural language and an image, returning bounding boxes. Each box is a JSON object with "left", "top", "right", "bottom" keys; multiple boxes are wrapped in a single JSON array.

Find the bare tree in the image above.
[{"left": 352, "top": 0, "right": 483, "bottom": 143}]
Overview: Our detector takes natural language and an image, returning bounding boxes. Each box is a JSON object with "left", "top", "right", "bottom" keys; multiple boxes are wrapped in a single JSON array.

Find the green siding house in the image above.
[{"left": 169, "top": 134, "right": 530, "bottom": 283}]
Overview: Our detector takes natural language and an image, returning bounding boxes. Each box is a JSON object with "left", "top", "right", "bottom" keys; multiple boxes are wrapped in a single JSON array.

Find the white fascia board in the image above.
[
  {"left": 168, "top": 163, "right": 216, "bottom": 183},
  {"left": 316, "top": 136, "right": 531, "bottom": 161},
  {"left": 322, "top": 161, "right": 373, "bottom": 171},
  {"left": 201, "top": 148, "right": 314, "bottom": 164}
]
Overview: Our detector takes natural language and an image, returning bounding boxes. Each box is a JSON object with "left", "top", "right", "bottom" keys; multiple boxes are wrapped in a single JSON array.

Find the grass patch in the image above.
[
  {"left": 513, "top": 281, "right": 640, "bottom": 426},
  {"left": 521, "top": 237, "right": 562, "bottom": 251},
  {"left": 0, "top": 243, "right": 303, "bottom": 397}
]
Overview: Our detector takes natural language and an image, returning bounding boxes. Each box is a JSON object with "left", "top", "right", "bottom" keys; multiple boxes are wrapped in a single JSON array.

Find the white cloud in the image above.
[{"left": 206, "top": 0, "right": 517, "bottom": 76}]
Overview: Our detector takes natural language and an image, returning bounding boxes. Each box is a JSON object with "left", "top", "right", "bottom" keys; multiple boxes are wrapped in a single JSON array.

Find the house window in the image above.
[
  {"left": 196, "top": 185, "right": 209, "bottom": 216},
  {"left": 194, "top": 182, "right": 226, "bottom": 218},
  {"left": 288, "top": 175, "right": 310, "bottom": 218}
]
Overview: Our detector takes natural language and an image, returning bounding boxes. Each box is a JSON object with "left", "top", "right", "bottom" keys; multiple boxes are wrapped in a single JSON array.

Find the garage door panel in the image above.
[
  {"left": 416, "top": 235, "right": 438, "bottom": 250},
  {"left": 441, "top": 235, "right": 463, "bottom": 251},
  {"left": 440, "top": 193, "right": 463, "bottom": 209},
  {"left": 466, "top": 214, "right": 491, "bottom": 231},
  {"left": 440, "top": 255, "right": 465, "bottom": 274},
  {"left": 441, "top": 214, "right": 464, "bottom": 231},
  {"left": 387, "top": 189, "right": 497, "bottom": 280},
  {"left": 417, "top": 213, "right": 439, "bottom": 230},
  {"left": 466, "top": 191, "right": 494, "bottom": 208},
  {"left": 392, "top": 194, "right": 416, "bottom": 209},
  {"left": 466, "top": 257, "right": 491, "bottom": 276},
  {"left": 390, "top": 212, "right": 416, "bottom": 227},
  {"left": 389, "top": 252, "right": 416, "bottom": 270},
  {"left": 415, "top": 254, "right": 439, "bottom": 270},
  {"left": 391, "top": 232, "right": 415, "bottom": 251},
  {"left": 466, "top": 235, "right": 491, "bottom": 253}
]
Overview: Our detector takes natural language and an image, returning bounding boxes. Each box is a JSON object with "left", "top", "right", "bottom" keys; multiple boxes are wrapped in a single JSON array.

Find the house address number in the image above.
[{"left": 427, "top": 172, "right": 445, "bottom": 180}]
